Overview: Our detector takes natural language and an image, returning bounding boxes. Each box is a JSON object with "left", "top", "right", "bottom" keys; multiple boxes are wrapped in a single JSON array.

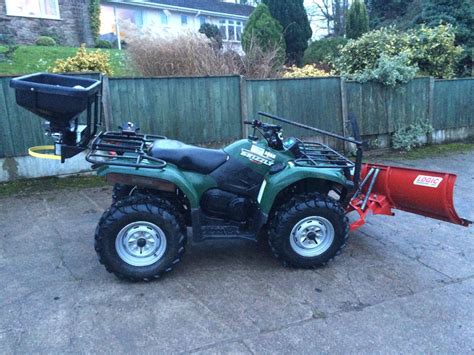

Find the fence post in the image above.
[
  {"left": 101, "top": 75, "right": 113, "bottom": 131},
  {"left": 239, "top": 75, "right": 248, "bottom": 139},
  {"left": 427, "top": 77, "right": 435, "bottom": 144},
  {"left": 340, "top": 77, "right": 349, "bottom": 152}
]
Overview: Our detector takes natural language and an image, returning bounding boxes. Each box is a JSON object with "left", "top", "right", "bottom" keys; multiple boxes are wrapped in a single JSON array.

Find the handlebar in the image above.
[
  {"left": 244, "top": 119, "right": 283, "bottom": 150},
  {"left": 244, "top": 119, "right": 281, "bottom": 131}
]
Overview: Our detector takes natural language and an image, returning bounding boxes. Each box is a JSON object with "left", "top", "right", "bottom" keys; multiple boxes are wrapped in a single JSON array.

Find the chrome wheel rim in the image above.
[
  {"left": 115, "top": 221, "right": 167, "bottom": 267},
  {"left": 289, "top": 216, "right": 334, "bottom": 257}
]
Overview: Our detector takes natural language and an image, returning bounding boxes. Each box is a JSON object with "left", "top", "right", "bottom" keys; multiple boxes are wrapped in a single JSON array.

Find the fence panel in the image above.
[
  {"left": 1, "top": 74, "right": 474, "bottom": 160},
  {"left": 108, "top": 76, "right": 242, "bottom": 145},
  {"left": 346, "top": 78, "right": 431, "bottom": 136},
  {"left": 245, "top": 77, "right": 344, "bottom": 138},
  {"left": 433, "top": 78, "right": 474, "bottom": 130}
]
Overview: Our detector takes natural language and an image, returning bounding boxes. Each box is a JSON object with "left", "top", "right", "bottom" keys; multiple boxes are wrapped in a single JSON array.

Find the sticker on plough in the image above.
[{"left": 413, "top": 175, "right": 443, "bottom": 188}]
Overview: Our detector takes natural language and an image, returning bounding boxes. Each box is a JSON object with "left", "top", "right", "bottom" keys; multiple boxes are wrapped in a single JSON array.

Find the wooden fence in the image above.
[{"left": 1, "top": 75, "right": 473, "bottom": 158}]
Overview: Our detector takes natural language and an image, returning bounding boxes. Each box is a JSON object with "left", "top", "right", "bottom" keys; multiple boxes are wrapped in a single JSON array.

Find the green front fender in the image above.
[
  {"left": 95, "top": 164, "right": 217, "bottom": 208},
  {"left": 258, "top": 165, "right": 349, "bottom": 214}
]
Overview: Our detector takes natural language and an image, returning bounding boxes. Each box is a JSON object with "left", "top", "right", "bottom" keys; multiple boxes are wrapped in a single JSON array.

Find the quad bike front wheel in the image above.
[
  {"left": 269, "top": 193, "right": 349, "bottom": 268},
  {"left": 95, "top": 196, "right": 186, "bottom": 281}
]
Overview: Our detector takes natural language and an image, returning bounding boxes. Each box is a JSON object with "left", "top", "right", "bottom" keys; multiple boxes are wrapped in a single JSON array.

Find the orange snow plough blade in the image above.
[{"left": 348, "top": 163, "right": 472, "bottom": 231}]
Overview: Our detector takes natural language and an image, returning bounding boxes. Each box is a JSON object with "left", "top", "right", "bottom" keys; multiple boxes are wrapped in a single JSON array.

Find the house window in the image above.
[
  {"left": 181, "top": 15, "right": 188, "bottom": 25},
  {"left": 116, "top": 8, "right": 144, "bottom": 28},
  {"left": 219, "top": 19, "right": 244, "bottom": 42},
  {"left": 6, "top": 0, "right": 60, "bottom": 19},
  {"left": 160, "top": 11, "right": 168, "bottom": 25},
  {"left": 199, "top": 16, "right": 206, "bottom": 26}
]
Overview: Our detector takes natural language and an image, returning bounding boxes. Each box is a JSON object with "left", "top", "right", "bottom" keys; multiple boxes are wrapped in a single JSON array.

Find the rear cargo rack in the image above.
[
  {"left": 295, "top": 141, "right": 355, "bottom": 169},
  {"left": 86, "top": 131, "right": 167, "bottom": 169}
]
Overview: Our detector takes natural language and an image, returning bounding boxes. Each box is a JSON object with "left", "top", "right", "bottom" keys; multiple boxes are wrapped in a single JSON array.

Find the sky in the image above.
[{"left": 304, "top": 0, "right": 331, "bottom": 39}]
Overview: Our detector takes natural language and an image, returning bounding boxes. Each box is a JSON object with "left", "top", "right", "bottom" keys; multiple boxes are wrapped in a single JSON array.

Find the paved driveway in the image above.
[{"left": 1, "top": 152, "right": 473, "bottom": 353}]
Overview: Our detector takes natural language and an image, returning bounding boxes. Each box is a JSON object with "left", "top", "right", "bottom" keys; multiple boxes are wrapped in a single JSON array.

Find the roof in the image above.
[{"left": 141, "top": 0, "right": 254, "bottom": 17}]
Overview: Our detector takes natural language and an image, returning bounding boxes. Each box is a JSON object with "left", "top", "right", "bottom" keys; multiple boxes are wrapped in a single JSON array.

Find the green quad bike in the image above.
[
  {"left": 10, "top": 73, "right": 470, "bottom": 281},
  {"left": 88, "top": 111, "right": 362, "bottom": 281}
]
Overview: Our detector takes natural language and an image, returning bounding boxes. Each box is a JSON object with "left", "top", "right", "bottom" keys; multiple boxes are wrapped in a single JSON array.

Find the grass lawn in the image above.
[{"left": 0, "top": 45, "right": 132, "bottom": 76}]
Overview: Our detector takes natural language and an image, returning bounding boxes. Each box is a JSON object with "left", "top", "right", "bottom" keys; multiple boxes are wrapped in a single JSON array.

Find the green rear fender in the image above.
[
  {"left": 96, "top": 165, "right": 216, "bottom": 208},
  {"left": 259, "top": 165, "right": 349, "bottom": 214}
]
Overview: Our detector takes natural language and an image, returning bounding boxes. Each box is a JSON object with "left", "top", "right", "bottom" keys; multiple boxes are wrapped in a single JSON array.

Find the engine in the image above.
[{"left": 201, "top": 189, "right": 252, "bottom": 222}]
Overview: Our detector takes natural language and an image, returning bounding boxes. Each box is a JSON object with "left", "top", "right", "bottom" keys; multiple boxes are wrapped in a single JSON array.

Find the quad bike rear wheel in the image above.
[
  {"left": 95, "top": 196, "right": 186, "bottom": 281},
  {"left": 269, "top": 193, "right": 349, "bottom": 268}
]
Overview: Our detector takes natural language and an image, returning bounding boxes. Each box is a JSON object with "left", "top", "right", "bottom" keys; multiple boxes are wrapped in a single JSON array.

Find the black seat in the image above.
[{"left": 150, "top": 140, "right": 227, "bottom": 174}]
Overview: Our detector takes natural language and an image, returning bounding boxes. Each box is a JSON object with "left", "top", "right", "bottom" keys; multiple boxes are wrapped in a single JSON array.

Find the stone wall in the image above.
[{"left": 0, "top": 0, "right": 94, "bottom": 46}]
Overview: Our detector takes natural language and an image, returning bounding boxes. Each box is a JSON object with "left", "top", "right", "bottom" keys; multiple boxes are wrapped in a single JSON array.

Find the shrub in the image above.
[
  {"left": 333, "top": 27, "right": 408, "bottom": 76},
  {"left": 392, "top": 120, "right": 433, "bottom": 151},
  {"left": 283, "top": 64, "right": 330, "bottom": 78},
  {"left": 333, "top": 25, "right": 463, "bottom": 82},
  {"left": 350, "top": 53, "right": 418, "bottom": 87},
  {"left": 345, "top": 0, "right": 369, "bottom": 39},
  {"left": 127, "top": 31, "right": 237, "bottom": 76},
  {"left": 303, "top": 37, "right": 347, "bottom": 67},
  {"left": 242, "top": 3, "right": 285, "bottom": 64},
  {"left": 2, "top": 44, "right": 18, "bottom": 60},
  {"left": 39, "top": 27, "right": 65, "bottom": 45},
  {"left": 199, "top": 23, "right": 223, "bottom": 50},
  {"left": 404, "top": 24, "right": 463, "bottom": 79},
  {"left": 95, "top": 39, "right": 112, "bottom": 49},
  {"left": 126, "top": 27, "right": 282, "bottom": 79},
  {"left": 240, "top": 34, "right": 285, "bottom": 79},
  {"left": 89, "top": 0, "right": 101, "bottom": 41},
  {"left": 50, "top": 44, "right": 112, "bottom": 75},
  {"left": 36, "top": 36, "right": 56, "bottom": 46}
]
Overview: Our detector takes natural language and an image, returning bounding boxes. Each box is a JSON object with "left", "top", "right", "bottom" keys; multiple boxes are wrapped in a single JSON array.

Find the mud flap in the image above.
[{"left": 348, "top": 163, "right": 472, "bottom": 231}]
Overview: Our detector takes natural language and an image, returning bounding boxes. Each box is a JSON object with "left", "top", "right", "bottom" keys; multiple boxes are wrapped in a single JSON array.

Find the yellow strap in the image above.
[{"left": 28, "top": 145, "right": 61, "bottom": 160}]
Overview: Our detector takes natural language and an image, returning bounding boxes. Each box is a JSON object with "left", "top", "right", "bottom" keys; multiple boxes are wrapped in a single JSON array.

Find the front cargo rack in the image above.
[
  {"left": 86, "top": 131, "right": 167, "bottom": 169},
  {"left": 295, "top": 141, "right": 355, "bottom": 169}
]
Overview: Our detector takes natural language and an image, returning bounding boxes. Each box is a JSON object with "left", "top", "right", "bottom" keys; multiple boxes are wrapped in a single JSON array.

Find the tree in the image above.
[
  {"left": 365, "top": 0, "right": 473, "bottom": 76},
  {"left": 346, "top": 0, "right": 369, "bottom": 39},
  {"left": 199, "top": 23, "right": 223, "bottom": 49},
  {"left": 242, "top": 3, "right": 285, "bottom": 56},
  {"left": 415, "top": 0, "right": 473, "bottom": 76},
  {"left": 306, "top": 0, "right": 349, "bottom": 37},
  {"left": 263, "top": 0, "right": 312, "bottom": 66},
  {"left": 365, "top": 0, "right": 413, "bottom": 27},
  {"left": 303, "top": 37, "right": 347, "bottom": 67}
]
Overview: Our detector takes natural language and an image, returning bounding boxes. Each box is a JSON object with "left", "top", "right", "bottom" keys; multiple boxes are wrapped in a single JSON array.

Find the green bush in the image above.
[
  {"left": 345, "top": 0, "right": 369, "bottom": 39},
  {"left": 199, "top": 23, "right": 223, "bottom": 49},
  {"left": 242, "top": 3, "right": 286, "bottom": 62},
  {"left": 333, "top": 27, "right": 408, "bottom": 76},
  {"left": 404, "top": 24, "right": 463, "bottom": 79},
  {"left": 351, "top": 53, "right": 418, "bottom": 87},
  {"left": 303, "top": 37, "right": 347, "bottom": 67},
  {"left": 333, "top": 24, "right": 463, "bottom": 82},
  {"left": 95, "top": 39, "right": 112, "bottom": 49},
  {"left": 392, "top": 120, "right": 433, "bottom": 151},
  {"left": 36, "top": 36, "right": 56, "bottom": 47},
  {"left": 50, "top": 44, "right": 112, "bottom": 75}
]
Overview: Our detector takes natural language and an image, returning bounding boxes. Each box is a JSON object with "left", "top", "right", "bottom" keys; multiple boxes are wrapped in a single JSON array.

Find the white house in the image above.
[{"left": 100, "top": 0, "right": 255, "bottom": 51}]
